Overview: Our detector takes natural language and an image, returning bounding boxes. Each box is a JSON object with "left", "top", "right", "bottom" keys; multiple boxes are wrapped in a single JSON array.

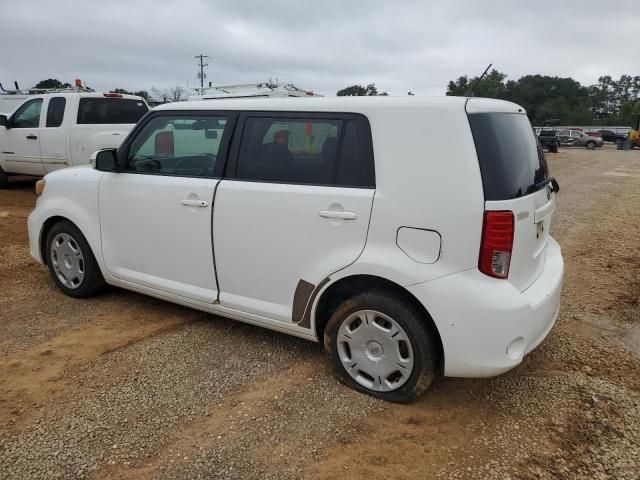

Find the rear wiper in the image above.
[{"left": 534, "top": 176, "right": 560, "bottom": 193}]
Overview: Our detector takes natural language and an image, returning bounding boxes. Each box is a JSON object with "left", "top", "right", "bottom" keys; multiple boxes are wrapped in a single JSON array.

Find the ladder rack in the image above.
[
  {"left": 0, "top": 80, "right": 95, "bottom": 95},
  {"left": 193, "top": 80, "right": 321, "bottom": 98}
]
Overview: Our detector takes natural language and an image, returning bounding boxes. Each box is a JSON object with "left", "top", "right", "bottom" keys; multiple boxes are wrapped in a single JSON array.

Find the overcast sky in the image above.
[{"left": 1, "top": 0, "right": 637, "bottom": 97}]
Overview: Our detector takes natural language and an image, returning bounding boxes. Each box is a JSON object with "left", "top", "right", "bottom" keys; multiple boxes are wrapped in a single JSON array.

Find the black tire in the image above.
[
  {"left": 550, "top": 143, "right": 558, "bottom": 153},
  {"left": 45, "top": 220, "right": 105, "bottom": 298},
  {"left": 0, "top": 167, "right": 8, "bottom": 189},
  {"left": 586, "top": 141, "right": 596, "bottom": 150},
  {"left": 324, "top": 290, "right": 438, "bottom": 403}
]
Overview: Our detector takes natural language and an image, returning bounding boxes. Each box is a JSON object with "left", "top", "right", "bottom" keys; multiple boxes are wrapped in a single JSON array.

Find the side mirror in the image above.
[
  {"left": 91, "top": 149, "right": 118, "bottom": 171},
  {"left": 0, "top": 115, "right": 8, "bottom": 128}
]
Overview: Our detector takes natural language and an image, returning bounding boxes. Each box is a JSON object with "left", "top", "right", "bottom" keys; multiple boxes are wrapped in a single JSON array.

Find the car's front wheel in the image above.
[
  {"left": 45, "top": 220, "right": 105, "bottom": 298},
  {"left": 324, "top": 291, "right": 438, "bottom": 403},
  {"left": 0, "top": 168, "right": 8, "bottom": 189},
  {"left": 586, "top": 141, "right": 596, "bottom": 150}
]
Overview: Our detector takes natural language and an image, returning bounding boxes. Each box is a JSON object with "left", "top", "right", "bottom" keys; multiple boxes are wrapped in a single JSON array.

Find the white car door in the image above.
[
  {"left": 213, "top": 113, "right": 375, "bottom": 326},
  {"left": 99, "top": 113, "right": 232, "bottom": 303},
  {"left": 40, "top": 96, "right": 70, "bottom": 173},
  {"left": 1, "top": 97, "right": 45, "bottom": 175}
]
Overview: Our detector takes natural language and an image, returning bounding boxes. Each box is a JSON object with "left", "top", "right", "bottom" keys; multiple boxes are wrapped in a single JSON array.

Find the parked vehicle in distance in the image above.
[
  {"left": 586, "top": 129, "right": 626, "bottom": 143},
  {"left": 189, "top": 81, "right": 322, "bottom": 101},
  {"left": 0, "top": 92, "right": 149, "bottom": 187},
  {"left": 556, "top": 129, "right": 603, "bottom": 149},
  {"left": 537, "top": 129, "right": 559, "bottom": 153},
  {"left": 28, "top": 96, "right": 563, "bottom": 402}
]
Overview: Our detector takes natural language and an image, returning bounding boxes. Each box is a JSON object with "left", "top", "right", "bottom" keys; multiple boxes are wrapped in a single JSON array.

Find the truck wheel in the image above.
[
  {"left": 45, "top": 220, "right": 106, "bottom": 298},
  {"left": 324, "top": 290, "right": 438, "bottom": 403},
  {"left": 586, "top": 141, "right": 596, "bottom": 150},
  {"left": 550, "top": 144, "right": 559, "bottom": 153},
  {"left": 0, "top": 168, "right": 8, "bottom": 188}
]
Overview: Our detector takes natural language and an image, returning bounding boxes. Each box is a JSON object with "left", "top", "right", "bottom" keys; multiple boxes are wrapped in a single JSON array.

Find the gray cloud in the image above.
[{"left": 0, "top": 0, "right": 637, "bottom": 97}]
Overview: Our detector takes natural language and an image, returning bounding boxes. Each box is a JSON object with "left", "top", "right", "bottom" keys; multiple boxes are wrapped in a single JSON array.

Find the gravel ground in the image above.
[{"left": 1, "top": 145, "right": 639, "bottom": 479}]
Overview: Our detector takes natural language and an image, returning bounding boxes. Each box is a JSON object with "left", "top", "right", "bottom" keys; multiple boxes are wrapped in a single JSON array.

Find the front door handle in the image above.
[
  {"left": 319, "top": 210, "right": 357, "bottom": 220},
  {"left": 26, "top": 134, "right": 38, "bottom": 140},
  {"left": 181, "top": 199, "right": 209, "bottom": 207}
]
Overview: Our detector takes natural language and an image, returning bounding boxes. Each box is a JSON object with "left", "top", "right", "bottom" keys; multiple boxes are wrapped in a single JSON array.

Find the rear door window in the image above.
[
  {"left": 232, "top": 114, "right": 375, "bottom": 187},
  {"left": 468, "top": 112, "right": 545, "bottom": 201},
  {"left": 77, "top": 98, "right": 148, "bottom": 124},
  {"left": 45, "top": 97, "right": 66, "bottom": 127}
]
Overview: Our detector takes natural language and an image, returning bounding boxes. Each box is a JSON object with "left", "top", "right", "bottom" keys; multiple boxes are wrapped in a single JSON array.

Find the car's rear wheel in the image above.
[
  {"left": 324, "top": 291, "right": 438, "bottom": 403},
  {"left": 45, "top": 220, "right": 105, "bottom": 298},
  {"left": 586, "top": 141, "right": 596, "bottom": 150}
]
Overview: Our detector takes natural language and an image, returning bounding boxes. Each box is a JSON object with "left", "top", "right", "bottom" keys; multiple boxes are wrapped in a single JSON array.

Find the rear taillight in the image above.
[{"left": 479, "top": 211, "right": 514, "bottom": 279}]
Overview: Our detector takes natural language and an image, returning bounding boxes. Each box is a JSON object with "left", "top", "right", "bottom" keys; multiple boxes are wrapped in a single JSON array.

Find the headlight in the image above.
[{"left": 35, "top": 179, "right": 46, "bottom": 196}]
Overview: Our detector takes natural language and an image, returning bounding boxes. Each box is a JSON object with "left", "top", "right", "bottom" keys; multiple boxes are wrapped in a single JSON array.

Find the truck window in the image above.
[
  {"left": 77, "top": 98, "right": 148, "bottom": 125},
  {"left": 11, "top": 99, "right": 43, "bottom": 128},
  {"left": 46, "top": 97, "right": 66, "bottom": 128}
]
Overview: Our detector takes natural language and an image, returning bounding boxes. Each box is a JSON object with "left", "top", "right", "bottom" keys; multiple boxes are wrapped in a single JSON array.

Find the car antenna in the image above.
[{"left": 464, "top": 63, "right": 492, "bottom": 97}]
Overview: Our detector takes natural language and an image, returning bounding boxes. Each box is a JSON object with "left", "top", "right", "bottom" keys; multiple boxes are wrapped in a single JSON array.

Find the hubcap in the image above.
[
  {"left": 337, "top": 310, "right": 414, "bottom": 392},
  {"left": 50, "top": 233, "right": 85, "bottom": 289}
]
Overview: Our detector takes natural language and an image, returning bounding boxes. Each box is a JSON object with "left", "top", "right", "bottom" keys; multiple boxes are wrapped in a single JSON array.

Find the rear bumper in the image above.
[{"left": 407, "top": 236, "right": 563, "bottom": 378}]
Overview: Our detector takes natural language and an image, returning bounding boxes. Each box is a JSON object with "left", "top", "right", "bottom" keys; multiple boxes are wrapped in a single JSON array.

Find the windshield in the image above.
[{"left": 468, "top": 112, "right": 546, "bottom": 201}]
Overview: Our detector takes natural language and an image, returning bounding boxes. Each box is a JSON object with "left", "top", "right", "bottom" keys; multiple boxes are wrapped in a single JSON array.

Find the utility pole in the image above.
[{"left": 195, "top": 54, "right": 209, "bottom": 91}]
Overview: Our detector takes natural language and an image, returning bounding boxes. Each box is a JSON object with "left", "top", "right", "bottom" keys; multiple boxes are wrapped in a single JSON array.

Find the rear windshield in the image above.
[
  {"left": 468, "top": 112, "right": 546, "bottom": 201},
  {"left": 77, "top": 98, "right": 148, "bottom": 125}
]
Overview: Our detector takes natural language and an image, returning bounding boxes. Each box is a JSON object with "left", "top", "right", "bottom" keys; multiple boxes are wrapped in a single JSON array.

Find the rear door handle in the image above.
[
  {"left": 319, "top": 210, "right": 357, "bottom": 220},
  {"left": 181, "top": 199, "right": 209, "bottom": 207},
  {"left": 26, "top": 134, "right": 38, "bottom": 140}
]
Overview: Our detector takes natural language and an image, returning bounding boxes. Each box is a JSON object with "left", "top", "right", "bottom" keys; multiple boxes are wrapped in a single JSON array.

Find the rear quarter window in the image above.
[
  {"left": 77, "top": 98, "right": 148, "bottom": 125},
  {"left": 468, "top": 112, "right": 546, "bottom": 201}
]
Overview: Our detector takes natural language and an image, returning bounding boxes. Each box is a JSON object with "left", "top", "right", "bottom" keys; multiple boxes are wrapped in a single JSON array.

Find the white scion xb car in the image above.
[{"left": 28, "top": 96, "right": 563, "bottom": 403}]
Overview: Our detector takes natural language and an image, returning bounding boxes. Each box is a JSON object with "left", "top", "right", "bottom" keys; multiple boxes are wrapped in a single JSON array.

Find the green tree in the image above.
[
  {"left": 34, "top": 79, "right": 71, "bottom": 90},
  {"left": 445, "top": 71, "right": 608, "bottom": 125},
  {"left": 505, "top": 75, "right": 590, "bottom": 124},
  {"left": 336, "top": 83, "right": 388, "bottom": 96},
  {"left": 446, "top": 70, "right": 508, "bottom": 98}
]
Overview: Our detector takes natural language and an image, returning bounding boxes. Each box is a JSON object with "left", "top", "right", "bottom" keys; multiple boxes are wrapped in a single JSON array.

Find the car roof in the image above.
[{"left": 153, "top": 96, "right": 525, "bottom": 115}]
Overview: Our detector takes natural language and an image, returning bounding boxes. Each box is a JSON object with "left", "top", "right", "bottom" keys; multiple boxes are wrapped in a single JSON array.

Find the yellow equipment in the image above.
[{"left": 630, "top": 114, "right": 640, "bottom": 148}]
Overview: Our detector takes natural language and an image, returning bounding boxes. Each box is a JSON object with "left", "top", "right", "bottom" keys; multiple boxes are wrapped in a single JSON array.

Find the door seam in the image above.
[{"left": 210, "top": 179, "right": 222, "bottom": 304}]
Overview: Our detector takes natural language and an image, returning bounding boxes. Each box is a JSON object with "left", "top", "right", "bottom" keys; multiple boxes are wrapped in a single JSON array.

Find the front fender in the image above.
[{"left": 28, "top": 167, "right": 105, "bottom": 271}]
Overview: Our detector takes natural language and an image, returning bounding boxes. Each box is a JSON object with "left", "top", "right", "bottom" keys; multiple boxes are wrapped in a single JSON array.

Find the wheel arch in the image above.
[
  {"left": 39, "top": 216, "right": 86, "bottom": 266},
  {"left": 313, "top": 274, "right": 444, "bottom": 365}
]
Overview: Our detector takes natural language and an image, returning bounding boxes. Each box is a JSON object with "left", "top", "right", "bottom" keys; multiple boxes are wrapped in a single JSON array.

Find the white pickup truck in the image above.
[{"left": 0, "top": 92, "right": 148, "bottom": 187}]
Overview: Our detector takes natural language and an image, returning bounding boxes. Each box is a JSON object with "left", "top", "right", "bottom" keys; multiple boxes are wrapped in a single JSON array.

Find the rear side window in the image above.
[
  {"left": 46, "top": 97, "right": 66, "bottom": 127},
  {"left": 468, "top": 113, "right": 545, "bottom": 201},
  {"left": 77, "top": 98, "right": 148, "bottom": 124},
  {"left": 234, "top": 115, "right": 374, "bottom": 187}
]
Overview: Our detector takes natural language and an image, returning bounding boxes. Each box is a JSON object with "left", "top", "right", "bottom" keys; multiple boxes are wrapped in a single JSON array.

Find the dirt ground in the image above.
[{"left": 1, "top": 145, "right": 639, "bottom": 480}]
